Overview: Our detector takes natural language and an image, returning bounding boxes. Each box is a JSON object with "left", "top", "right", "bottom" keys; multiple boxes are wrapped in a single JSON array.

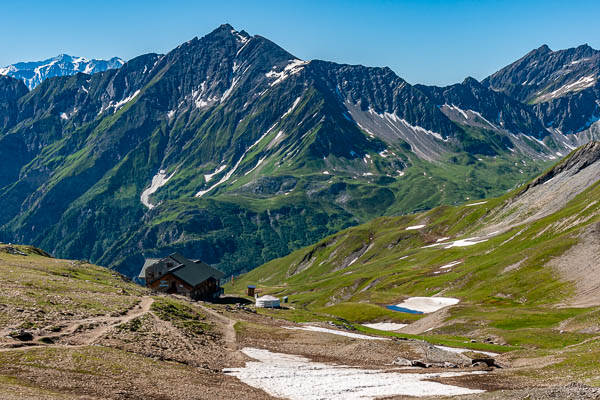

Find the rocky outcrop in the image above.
[{"left": 483, "top": 44, "right": 600, "bottom": 135}]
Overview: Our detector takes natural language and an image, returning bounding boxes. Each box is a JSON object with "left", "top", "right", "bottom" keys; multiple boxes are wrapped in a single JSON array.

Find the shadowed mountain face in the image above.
[
  {"left": 483, "top": 44, "right": 600, "bottom": 134},
  {"left": 0, "top": 24, "right": 597, "bottom": 277}
]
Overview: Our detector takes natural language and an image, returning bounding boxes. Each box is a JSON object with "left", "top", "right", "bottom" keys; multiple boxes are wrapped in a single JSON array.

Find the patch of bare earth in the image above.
[
  {"left": 551, "top": 222, "right": 600, "bottom": 308},
  {"left": 0, "top": 297, "right": 274, "bottom": 399}
]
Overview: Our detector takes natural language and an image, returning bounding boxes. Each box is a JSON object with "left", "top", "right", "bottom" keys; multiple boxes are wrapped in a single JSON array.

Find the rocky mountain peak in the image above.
[
  {"left": 461, "top": 76, "right": 481, "bottom": 87},
  {"left": 535, "top": 44, "right": 552, "bottom": 54}
]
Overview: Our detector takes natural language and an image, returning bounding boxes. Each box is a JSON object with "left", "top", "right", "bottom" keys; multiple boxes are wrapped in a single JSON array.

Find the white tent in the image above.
[{"left": 256, "top": 295, "right": 280, "bottom": 308}]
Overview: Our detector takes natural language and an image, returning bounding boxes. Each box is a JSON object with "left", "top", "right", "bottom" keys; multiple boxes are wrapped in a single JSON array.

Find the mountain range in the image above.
[
  {"left": 0, "top": 54, "right": 124, "bottom": 89},
  {"left": 0, "top": 24, "right": 598, "bottom": 278}
]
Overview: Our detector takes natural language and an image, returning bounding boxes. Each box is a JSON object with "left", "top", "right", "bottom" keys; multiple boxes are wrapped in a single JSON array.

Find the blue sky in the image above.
[{"left": 1, "top": 0, "right": 599, "bottom": 86}]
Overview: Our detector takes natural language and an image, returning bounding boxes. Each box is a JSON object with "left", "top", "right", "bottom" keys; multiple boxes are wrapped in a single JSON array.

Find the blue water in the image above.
[{"left": 386, "top": 305, "right": 424, "bottom": 314}]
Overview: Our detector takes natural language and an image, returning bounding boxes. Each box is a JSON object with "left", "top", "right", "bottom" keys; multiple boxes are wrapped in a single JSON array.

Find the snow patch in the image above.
[
  {"left": 225, "top": 348, "right": 485, "bottom": 399},
  {"left": 434, "top": 346, "right": 498, "bottom": 358},
  {"left": 538, "top": 75, "right": 597, "bottom": 101},
  {"left": 393, "top": 297, "right": 460, "bottom": 314},
  {"left": 204, "top": 164, "right": 228, "bottom": 183},
  {"left": 282, "top": 96, "right": 302, "bottom": 118},
  {"left": 377, "top": 110, "right": 445, "bottom": 141},
  {"left": 439, "top": 261, "right": 462, "bottom": 270},
  {"left": 140, "top": 169, "right": 176, "bottom": 209},
  {"left": 265, "top": 59, "right": 309, "bottom": 86},
  {"left": 362, "top": 322, "right": 408, "bottom": 331},
  {"left": 113, "top": 90, "right": 140, "bottom": 110},
  {"left": 406, "top": 224, "right": 426, "bottom": 230},
  {"left": 444, "top": 238, "right": 488, "bottom": 248},
  {"left": 465, "top": 201, "right": 488, "bottom": 207},
  {"left": 221, "top": 77, "right": 239, "bottom": 102},
  {"left": 284, "top": 326, "right": 388, "bottom": 341},
  {"left": 244, "top": 156, "right": 266, "bottom": 176},
  {"left": 195, "top": 123, "right": 276, "bottom": 197}
]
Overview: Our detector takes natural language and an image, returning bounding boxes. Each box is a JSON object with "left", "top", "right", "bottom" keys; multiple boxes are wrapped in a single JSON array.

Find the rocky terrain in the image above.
[{"left": 483, "top": 44, "right": 600, "bottom": 135}]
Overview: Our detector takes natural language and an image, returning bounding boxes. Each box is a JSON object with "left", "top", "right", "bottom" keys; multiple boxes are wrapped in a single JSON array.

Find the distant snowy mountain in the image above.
[{"left": 0, "top": 54, "right": 124, "bottom": 89}]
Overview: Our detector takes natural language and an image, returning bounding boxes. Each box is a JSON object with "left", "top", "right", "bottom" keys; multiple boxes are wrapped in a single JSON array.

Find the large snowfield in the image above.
[{"left": 225, "top": 347, "right": 485, "bottom": 399}]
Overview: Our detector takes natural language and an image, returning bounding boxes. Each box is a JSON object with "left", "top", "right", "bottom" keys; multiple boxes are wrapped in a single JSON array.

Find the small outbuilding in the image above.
[
  {"left": 247, "top": 285, "right": 256, "bottom": 297},
  {"left": 255, "top": 295, "right": 280, "bottom": 308}
]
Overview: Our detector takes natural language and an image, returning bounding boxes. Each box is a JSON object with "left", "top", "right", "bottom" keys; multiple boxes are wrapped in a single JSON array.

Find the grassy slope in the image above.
[
  {"left": 0, "top": 244, "right": 228, "bottom": 399},
  {"left": 228, "top": 152, "right": 600, "bottom": 354},
  {"left": 0, "top": 245, "right": 147, "bottom": 331},
  {"left": 117, "top": 149, "right": 547, "bottom": 277}
]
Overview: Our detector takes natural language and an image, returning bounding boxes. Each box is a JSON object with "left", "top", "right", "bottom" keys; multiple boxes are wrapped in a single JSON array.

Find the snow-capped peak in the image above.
[{"left": 0, "top": 54, "right": 125, "bottom": 89}]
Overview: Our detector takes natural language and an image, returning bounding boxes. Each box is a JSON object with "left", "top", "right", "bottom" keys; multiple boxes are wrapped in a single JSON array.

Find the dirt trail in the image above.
[
  {"left": 71, "top": 296, "right": 154, "bottom": 345},
  {"left": 194, "top": 303, "right": 237, "bottom": 351},
  {"left": 0, "top": 296, "right": 154, "bottom": 352}
]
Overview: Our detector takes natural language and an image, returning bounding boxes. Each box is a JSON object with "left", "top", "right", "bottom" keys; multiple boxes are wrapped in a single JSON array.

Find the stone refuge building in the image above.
[{"left": 138, "top": 253, "right": 225, "bottom": 300}]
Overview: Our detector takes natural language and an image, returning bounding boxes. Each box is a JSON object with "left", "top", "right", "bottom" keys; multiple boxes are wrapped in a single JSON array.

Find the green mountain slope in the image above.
[
  {"left": 231, "top": 142, "right": 600, "bottom": 350},
  {"left": 0, "top": 25, "right": 591, "bottom": 279}
]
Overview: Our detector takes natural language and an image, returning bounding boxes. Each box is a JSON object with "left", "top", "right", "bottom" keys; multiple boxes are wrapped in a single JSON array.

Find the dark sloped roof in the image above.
[
  {"left": 143, "top": 253, "right": 225, "bottom": 287},
  {"left": 169, "top": 253, "right": 225, "bottom": 286},
  {"left": 138, "top": 258, "right": 161, "bottom": 278}
]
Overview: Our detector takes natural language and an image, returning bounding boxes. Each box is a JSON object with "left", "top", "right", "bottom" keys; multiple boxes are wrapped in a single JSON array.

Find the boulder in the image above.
[
  {"left": 10, "top": 330, "right": 33, "bottom": 341},
  {"left": 392, "top": 357, "right": 412, "bottom": 366}
]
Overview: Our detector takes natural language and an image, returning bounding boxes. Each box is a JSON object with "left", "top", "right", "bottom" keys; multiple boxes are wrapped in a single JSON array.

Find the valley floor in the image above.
[
  {"left": 0, "top": 244, "right": 599, "bottom": 399},
  {"left": 2, "top": 292, "right": 600, "bottom": 399}
]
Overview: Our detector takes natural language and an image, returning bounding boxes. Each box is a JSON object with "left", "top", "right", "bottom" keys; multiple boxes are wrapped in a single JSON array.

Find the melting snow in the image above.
[
  {"left": 368, "top": 109, "right": 445, "bottom": 141},
  {"left": 465, "top": 201, "right": 488, "bottom": 207},
  {"left": 244, "top": 156, "right": 266, "bottom": 176},
  {"left": 362, "top": 322, "right": 408, "bottom": 331},
  {"left": 225, "top": 348, "right": 485, "bottom": 399},
  {"left": 195, "top": 123, "right": 276, "bottom": 197},
  {"left": 434, "top": 345, "right": 498, "bottom": 358},
  {"left": 282, "top": 96, "right": 302, "bottom": 118},
  {"left": 265, "top": 59, "right": 309, "bottom": 86},
  {"left": 284, "top": 326, "right": 388, "bottom": 341},
  {"left": 406, "top": 225, "right": 426, "bottom": 230},
  {"left": 444, "top": 238, "right": 488, "bottom": 248},
  {"left": 439, "top": 261, "right": 462, "bottom": 270},
  {"left": 393, "top": 297, "right": 460, "bottom": 314},
  {"left": 204, "top": 164, "right": 228, "bottom": 183},
  {"left": 538, "top": 75, "right": 597, "bottom": 101},
  {"left": 221, "top": 77, "right": 239, "bottom": 102},
  {"left": 140, "top": 169, "right": 176, "bottom": 209},
  {"left": 113, "top": 90, "right": 140, "bottom": 110}
]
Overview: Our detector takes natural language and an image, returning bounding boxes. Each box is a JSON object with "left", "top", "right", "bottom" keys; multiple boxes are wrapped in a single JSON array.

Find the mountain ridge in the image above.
[
  {"left": 0, "top": 53, "right": 125, "bottom": 89},
  {"left": 0, "top": 25, "right": 598, "bottom": 279}
]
